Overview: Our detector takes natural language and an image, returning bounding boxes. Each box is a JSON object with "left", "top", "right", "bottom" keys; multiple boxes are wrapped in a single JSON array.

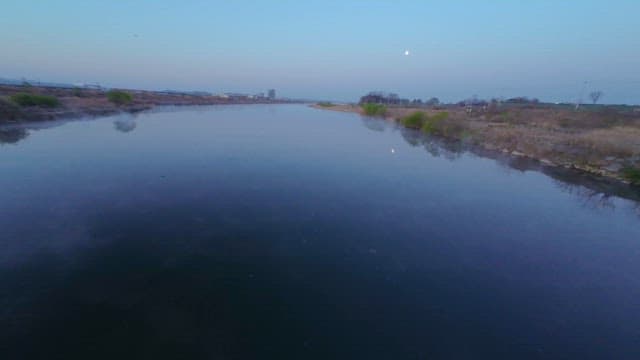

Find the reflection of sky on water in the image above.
[
  {"left": 0, "top": 127, "right": 29, "bottom": 144},
  {"left": 1, "top": 105, "right": 640, "bottom": 358}
]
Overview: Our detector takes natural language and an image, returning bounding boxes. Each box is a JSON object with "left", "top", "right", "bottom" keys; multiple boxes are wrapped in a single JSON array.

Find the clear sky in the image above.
[{"left": 1, "top": 1, "right": 639, "bottom": 103}]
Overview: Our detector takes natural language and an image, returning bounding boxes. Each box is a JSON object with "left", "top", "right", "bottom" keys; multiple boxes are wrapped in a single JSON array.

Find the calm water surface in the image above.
[{"left": 1, "top": 105, "right": 640, "bottom": 359}]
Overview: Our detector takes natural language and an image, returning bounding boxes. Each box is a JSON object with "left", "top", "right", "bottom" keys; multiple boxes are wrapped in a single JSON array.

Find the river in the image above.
[{"left": 1, "top": 104, "right": 639, "bottom": 359}]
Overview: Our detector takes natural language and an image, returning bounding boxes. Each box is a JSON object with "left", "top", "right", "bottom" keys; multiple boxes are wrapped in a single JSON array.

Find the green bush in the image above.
[
  {"left": 423, "top": 112, "right": 452, "bottom": 135},
  {"left": 422, "top": 118, "right": 438, "bottom": 134},
  {"left": 401, "top": 111, "right": 427, "bottom": 129},
  {"left": 10, "top": 93, "right": 60, "bottom": 108},
  {"left": 622, "top": 167, "right": 640, "bottom": 185},
  {"left": 107, "top": 90, "right": 133, "bottom": 105},
  {"left": 361, "top": 103, "right": 387, "bottom": 116},
  {"left": 317, "top": 102, "right": 335, "bottom": 107},
  {"left": 399, "top": 111, "right": 467, "bottom": 139},
  {"left": 399, "top": 111, "right": 450, "bottom": 133}
]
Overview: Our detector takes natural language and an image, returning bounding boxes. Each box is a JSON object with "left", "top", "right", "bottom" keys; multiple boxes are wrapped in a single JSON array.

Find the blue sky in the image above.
[{"left": 1, "top": 1, "right": 639, "bottom": 103}]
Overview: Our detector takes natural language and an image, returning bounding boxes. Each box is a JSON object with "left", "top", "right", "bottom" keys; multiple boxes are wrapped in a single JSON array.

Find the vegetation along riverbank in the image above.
[
  {"left": 0, "top": 84, "right": 292, "bottom": 124},
  {"left": 313, "top": 99, "right": 640, "bottom": 186}
]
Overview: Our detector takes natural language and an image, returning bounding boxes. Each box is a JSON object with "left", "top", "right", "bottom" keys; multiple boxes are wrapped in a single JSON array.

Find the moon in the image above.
[{"left": 404, "top": 50, "right": 410, "bottom": 56}]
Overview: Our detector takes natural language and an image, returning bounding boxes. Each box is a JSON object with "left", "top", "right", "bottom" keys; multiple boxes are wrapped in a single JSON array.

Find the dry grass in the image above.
[{"left": 579, "top": 127, "right": 640, "bottom": 153}]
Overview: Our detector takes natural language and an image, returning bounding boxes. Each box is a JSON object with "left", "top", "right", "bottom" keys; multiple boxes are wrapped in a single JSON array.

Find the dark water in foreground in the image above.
[{"left": 1, "top": 105, "right": 640, "bottom": 359}]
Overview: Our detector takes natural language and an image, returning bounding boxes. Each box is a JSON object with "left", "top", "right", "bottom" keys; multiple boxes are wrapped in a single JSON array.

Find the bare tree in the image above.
[
  {"left": 425, "top": 97, "right": 440, "bottom": 106},
  {"left": 589, "top": 90, "right": 603, "bottom": 104}
]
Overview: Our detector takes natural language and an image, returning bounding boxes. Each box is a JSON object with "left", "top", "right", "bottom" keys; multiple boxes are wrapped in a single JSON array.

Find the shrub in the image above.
[
  {"left": 437, "top": 118, "right": 467, "bottom": 139},
  {"left": 401, "top": 111, "right": 427, "bottom": 129},
  {"left": 0, "top": 98, "right": 24, "bottom": 120},
  {"left": 398, "top": 111, "right": 468, "bottom": 139},
  {"left": 422, "top": 118, "right": 438, "bottom": 134},
  {"left": 317, "top": 102, "right": 335, "bottom": 107},
  {"left": 10, "top": 93, "right": 60, "bottom": 108},
  {"left": 431, "top": 111, "right": 449, "bottom": 122},
  {"left": 396, "top": 111, "right": 448, "bottom": 133},
  {"left": 107, "top": 90, "right": 133, "bottom": 105},
  {"left": 422, "top": 111, "right": 450, "bottom": 133},
  {"left": 622, "top": 167, "right": 640, "bottom": 185},
  {"left": 361, "top": 103, "right": 387, "bottom": 116}
]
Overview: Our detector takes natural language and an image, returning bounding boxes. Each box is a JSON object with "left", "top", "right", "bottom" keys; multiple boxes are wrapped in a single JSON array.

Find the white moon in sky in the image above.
[{"left": 404, "top": 50, "right": 410, "bottom": 56}]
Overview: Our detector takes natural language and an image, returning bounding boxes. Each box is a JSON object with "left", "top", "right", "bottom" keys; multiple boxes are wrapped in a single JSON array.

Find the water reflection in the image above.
[
  {"left": 0, "top": 208, "right": 304, "bottom": 358},
  {"left": 502, "top": 154, "right": 640, "bottom": 212},
  {"left": 360, "top": 116, "right": 386, "bottom": 132},
  {"left": 399, "top": 127, "right": 423, "bottom": 147},
  {"left": 113, "top": 118, "right": 137, "bottom": 133},
  {"left": 2, "top": 105, "right": 640, "bottom": 359},
  {"left": 545, "top": 166, "right": 640, "bottom": 214},
  {"left": 553, "top": 179, "right": 617, "bottom": 210},
  {"left": 398, "top": 127, "right": 466, "bottom": 161},
  {"left": 0, "top": 196, "right": 449, "bottom": 359},
  {"left": 0, "top": 127, "right": 29, "bottom": 144},
  {"left": 382, "top": 116, "right": 640, "bottom": 212}
]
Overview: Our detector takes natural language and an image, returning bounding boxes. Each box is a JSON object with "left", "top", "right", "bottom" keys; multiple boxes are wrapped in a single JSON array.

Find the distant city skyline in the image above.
[{"left": 1, "top": 1, "right": 639, "bottom": 104}]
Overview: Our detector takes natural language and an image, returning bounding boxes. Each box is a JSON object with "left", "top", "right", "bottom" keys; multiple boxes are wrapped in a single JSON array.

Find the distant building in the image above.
[{"left": 267, "top": 89, "right": 276, "bottom": 100}]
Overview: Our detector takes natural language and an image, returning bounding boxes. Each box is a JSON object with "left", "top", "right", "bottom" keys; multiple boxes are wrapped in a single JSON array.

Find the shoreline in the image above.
[
  {"left": 311, "top": 104, "right": 640, "bottom": 187},
  {"left": 0, "top": 84, "right": 296, "bottom": 125}
]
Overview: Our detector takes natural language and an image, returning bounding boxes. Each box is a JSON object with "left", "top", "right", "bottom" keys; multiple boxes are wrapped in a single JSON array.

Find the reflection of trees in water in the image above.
[
  {"left": 553, "top": 180, "right": 617, "bottom": 210},
  {"left": 390, "top": 122, "right": 640, "bottom": 214},
  {"left": 549, "top": 169, "right": 640, "bottom": 216},
  {"left": 423, "top": 139, "right": 463, "bottom": 160},
  {"left": 0, "top": 128, "right": 29, "bottom": 144},
  {"left": 399, "top": 127, "right": 423, "bottom": 147},
  {"left": 114, "top": 119, "right": 137, "bottom": 133},
  {"left": 497, "top": 155, "right": 640, "bottom": 214},
  {"left": 360, "top": 116, "right": 387, "bottom": 132},
  {"left": 503, "top": 156, "right": 535, "bottom": 172},
  {"left": 399, "top": 127, "right": 464, "bottom": 160}
]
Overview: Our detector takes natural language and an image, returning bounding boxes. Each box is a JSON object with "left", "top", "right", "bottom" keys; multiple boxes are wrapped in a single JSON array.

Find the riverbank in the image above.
[
  {"left": 312, "top": 103, "right": 640, "bottom": 186},
  {"left": 0, "top": 84, "right": 292, "bottom": 123}
]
